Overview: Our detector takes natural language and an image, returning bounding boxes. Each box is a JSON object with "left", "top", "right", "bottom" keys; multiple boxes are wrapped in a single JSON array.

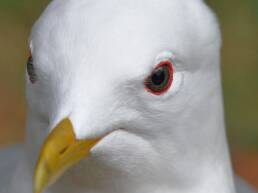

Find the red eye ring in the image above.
[{"left": 144, "top": 60, "right": 174, "bottom": 95}]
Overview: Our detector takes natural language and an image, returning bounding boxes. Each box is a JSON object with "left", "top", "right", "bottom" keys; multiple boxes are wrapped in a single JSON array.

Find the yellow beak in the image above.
[{"left": 33, "top": 118, "right": 101, "bottom": 193}]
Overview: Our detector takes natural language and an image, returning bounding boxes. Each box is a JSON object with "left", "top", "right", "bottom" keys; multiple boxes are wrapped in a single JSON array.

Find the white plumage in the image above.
[{"left": 0, "top": 0, "right": 257, "bottom": 193}]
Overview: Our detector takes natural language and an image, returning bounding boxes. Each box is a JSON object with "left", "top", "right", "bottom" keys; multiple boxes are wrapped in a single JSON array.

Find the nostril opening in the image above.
[{"left": 59, "top": 146, "right": 69, "bottom": 155}]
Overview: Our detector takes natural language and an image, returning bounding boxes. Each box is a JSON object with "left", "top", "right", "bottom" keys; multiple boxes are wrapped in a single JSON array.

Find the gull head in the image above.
[{"left": 26, "top": 0, "right": 227, "bottom": 193}]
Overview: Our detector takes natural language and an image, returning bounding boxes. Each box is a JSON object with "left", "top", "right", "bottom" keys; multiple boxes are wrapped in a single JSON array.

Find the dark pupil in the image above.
[
  {"left": 151, "top": 68, "right": 166, "bottom": 86},
  {"left": 27, "top": 57, "right": 37, "bottom": 83}
]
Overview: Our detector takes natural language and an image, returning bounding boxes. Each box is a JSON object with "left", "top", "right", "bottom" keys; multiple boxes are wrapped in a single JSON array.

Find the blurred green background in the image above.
[{"left": 0, "top": 0, "right": 257, "bottom": 188}]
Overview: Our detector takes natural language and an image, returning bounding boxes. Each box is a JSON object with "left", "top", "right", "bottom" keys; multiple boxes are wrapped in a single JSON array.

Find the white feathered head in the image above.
[{"left": 26, "top": 0, "right": 225, "bottom": 193}]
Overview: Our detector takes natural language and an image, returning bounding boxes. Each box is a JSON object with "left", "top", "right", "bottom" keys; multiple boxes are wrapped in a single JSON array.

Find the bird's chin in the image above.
[{"left": 89, "top": 129, "right": 147, "bottom": 170}]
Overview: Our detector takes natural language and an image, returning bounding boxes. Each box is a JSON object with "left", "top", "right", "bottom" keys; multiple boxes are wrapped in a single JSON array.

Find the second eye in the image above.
[{"left": 27, "top": 56, "right": 37, "bottom": 84}]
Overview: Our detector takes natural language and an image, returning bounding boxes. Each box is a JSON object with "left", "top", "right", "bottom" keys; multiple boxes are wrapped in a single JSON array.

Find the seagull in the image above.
[{"left": 0, "top": 0, "right": 257, "bottom": 193}]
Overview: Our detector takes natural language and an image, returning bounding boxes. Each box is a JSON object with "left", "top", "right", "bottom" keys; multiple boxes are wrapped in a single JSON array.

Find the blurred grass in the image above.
[
  {"left": 0, "top": 0, "right": 49, "bottom": 146},
  {"left": 0, "top": 0, "right": 257, "bottom": 150},
  {"left": 207, "top": 0, "right": 258, "bottom": 150}
]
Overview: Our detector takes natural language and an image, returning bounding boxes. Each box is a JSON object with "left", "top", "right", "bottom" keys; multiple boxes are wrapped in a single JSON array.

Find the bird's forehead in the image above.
[{"left": 30, "top": 0, "right": 203, "bottom": 78}]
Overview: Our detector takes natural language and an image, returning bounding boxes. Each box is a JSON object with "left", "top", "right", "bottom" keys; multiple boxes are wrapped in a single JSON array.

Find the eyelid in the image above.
[
  {"left": 155, "top": 51, "right": 185, "bottom": 72},
  {"left": 155, "top": 51, "right": 175, "bottom": 63}
]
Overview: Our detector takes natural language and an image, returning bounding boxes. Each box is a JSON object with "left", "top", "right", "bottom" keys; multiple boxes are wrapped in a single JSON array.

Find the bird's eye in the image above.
[
  {"left": 27, "top": 56, "right": 37, "bottom": 84},
  {"left": 144, "top": 61, "right": 173, "bottom": 95}
]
